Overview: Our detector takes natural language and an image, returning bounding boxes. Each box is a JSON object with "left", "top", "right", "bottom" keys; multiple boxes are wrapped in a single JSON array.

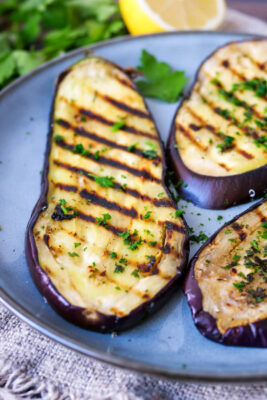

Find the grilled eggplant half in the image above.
[
  {"left": 26, "top": 56, "right": 189, "bottom": 333},
  {"left": 184, "top": 199, "right": 267, "bottom": 347},
  {"left": 168, "top": 39, "right": 267, "bottom": 209}
]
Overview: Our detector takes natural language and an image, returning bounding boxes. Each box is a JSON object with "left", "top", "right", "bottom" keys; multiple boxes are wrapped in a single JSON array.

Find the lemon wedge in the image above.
[{"left": 119, "top": 0, "right": 226, "bottom": 34}]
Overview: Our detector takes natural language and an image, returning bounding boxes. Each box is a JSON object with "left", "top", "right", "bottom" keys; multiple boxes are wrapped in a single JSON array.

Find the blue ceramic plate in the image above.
[{"left": 0, "top": 31, "right": 266, "bottom": 382}]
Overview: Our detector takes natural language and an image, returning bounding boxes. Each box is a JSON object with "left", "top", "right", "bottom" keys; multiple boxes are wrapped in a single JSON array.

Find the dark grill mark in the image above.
[
  {"left": 206, "top": 124, "right": 215, "bottom": 132},
  {"left": 139, "top": 255, "right": 156, "bottom": 273},
  {"left": 231, "top": 222, "right": 247, "bottom": 241},
  {"left": 79, "top": 108, "right": 157, "bottom": 140},
  {"left": 44, "top": 234, "right": 50, "bottom": 246},
  {"left": 54, "top": 182, "right": 77, "bottom": 192},
  {"left": 114, "top": 74, "right": 134, "bottom": 89},
  {"left": 238, "top": 149, "right": 254, "bottom": 159},
  {"left": 218, "top": 162, "right": 230, "bottom": 171},
  {"left": 189, "top": 123, "right": 202, "bottom": 131},
  {"left": 209, "top": 80, "right": 265, "bottom": 121},
  {"left": 55, "top": 141, "right": 161, "bottom": 183},
  {"left": 56, "top": 118, "right": 161, "bottom": 162},
  {"left": 77, "top": 211, "right": 124, "bottom": 237},
  {"left": 177, "top": 124, "right": 208, "bottom": 151},
  {"left": 187, "top": 106, "right": 255, "bottom": 160},
  {"left": 80, "top": 189, "right": 138, "bottom": 218},
  {"left": 196, "top": 96, "right": 264, "bottom": 151},
  {"left": 239, "top": 232, "right": 247, "bottom": 241},
  {"left": 53, "top": 160, "right": 172, "bottom": 208},
  {"left": 102, "top": 94, "right": 151, "bottom": 119},
  {"left": 221, "top": 61, "right": 247, "bottom": 82},
  {"left": 51, "top": 205, "right": 77, "bottom": 221},
  {"left": 161, "top": 243, "right": 171, "bottom": 254},
  {"left": 240, "top": 52, "right": 267, "bottom": 72},
  {"left": 214, "top": 107, "right": 231, "bottom": 120},
  {"left": 153, "top": 198, "right": 172, "bottom": 207},
  {"left": 222, "top": 59, "right": 229, "bottom": 68},
  {"left": 165, "top": 221, "right": 186, "bottom": 234}
]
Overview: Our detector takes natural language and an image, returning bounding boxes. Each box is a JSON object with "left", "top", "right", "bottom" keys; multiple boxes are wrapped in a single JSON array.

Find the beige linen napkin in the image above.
[{"left": 1, "top": 8, "right": 267, "bottom": 400}]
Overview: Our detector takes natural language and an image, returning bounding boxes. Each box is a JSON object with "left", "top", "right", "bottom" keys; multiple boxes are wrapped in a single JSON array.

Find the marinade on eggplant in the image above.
[
  {"left": 184, "top": 199, "right": 267, "bottom": 347},
  {"left": 26, "top": 56, "right": 189, "bottom": 333},
  {"left": 168, "top": 39, "right": 267, "bottom": 209}
]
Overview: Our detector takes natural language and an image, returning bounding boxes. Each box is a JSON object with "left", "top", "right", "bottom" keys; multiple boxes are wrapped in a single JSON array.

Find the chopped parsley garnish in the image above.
[
  {"left": 119, "top": 258, "right": 127, "bottom": 264},
  {"left": 254, "top": 119, "right": 267, "bottom": 130},
  {"left": 218, "top": 88, "right": 248, "bottom": 108},
  {"left": 190, "top": 230, "right": 208, "bottom": 244},
  {"left": 157, "top": 192, "right": 164, "bottom": 198},
  {"left": 148, "top": 241, "right": 157, "bottom": 246},
  {"left": 232, "top": 78, "right": 267, "bottom": 98},
  {"left": 114, "top": 264, "right": 125, "bottom": 273},
  {"left": 250, "top": 240, "right": 259, "bottom": 252},
  {"left": 205, "top": 259, "right": 211, "bottom": 264},
  {"left": 72, "top": 143, "right": 90, "bottom": 156},
  {"left": 247, "top": 288, "right": 267, "bottom": 304},
  {"left": 136, "top": 50, "right": 188, "bottom": 103},
  {"left": 96, "top": 213, "right": 111, "bottom": 228},
  {"left": 110, "top": 252, "right": 117, "bottom": 259},
  {"left": 244, "top": 110, "right": 253, "bottom": 122},
  {"left": 216, "top": 133, "right": 235, "bottom": 152},
  {"left": 132, "top": 269, "right": 139, "bottom": 278},
  {"left": 210, "top": 78, "right": 221, "bottom": 86},
  {"left": 111, "top": 119, "right": 126, "bottom": 132},
  {"left": 128, "top": 237, "right": 143, "bottom": 251},
  {"left": 233, "top": 254, "right": 241, "bottom": 263},
  {"left": 54, "top": 135, "right": 64, "bottom": 142},
  {"left": 217, "top": 215, "right": 223, "bottom": 221},
  {"left": 80, "top": 115, "right": 86, "bottom": 122},
  {"left": 94, "top": 150, "right": 100, "bottom": 160},
  {"left": 143, "top": 211, "right": 152, "bottom": 219},
  {"left": 74, "top": 243, "right": 81, "bottom": 248},
  {"left": 253, "top": 136, "right": 267, "bottom": 152},
  {"left": 142, "top": 149, "right": 157, "bottom": 160},
  {"left": 118, "top": 230, "right": 143, "bottom": 251},
  {"left": 217, "top": 108, "right": 230, "bottom": 119},
  {"left": 233, "top": 281, "right": 245, "bottom": 291},
  {"left": 68, "top": 252, "right": 79, "bottom": 257},
  {"left": 127, "top": 142, "right": 138, "bottom": 152},
  {"left": 88, "top": 174, "right": 115, "bottom": 188},
  {"left": 175, "top": 210, "right": 185, "bottom": 218},
  {"left": 119, "top": 231, "right": 130, "bottom": 240}
]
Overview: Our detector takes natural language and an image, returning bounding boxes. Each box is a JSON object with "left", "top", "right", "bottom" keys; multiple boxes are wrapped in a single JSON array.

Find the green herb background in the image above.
[{"left": 0, "top": 0, "right": 127, "bottom": 89}]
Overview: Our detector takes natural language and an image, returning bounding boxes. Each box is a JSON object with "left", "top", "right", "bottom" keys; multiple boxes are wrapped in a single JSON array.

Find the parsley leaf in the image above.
[
  {"left": 136, "top": 50, "right": 188, "bottom": 103},
  {"left": 88, "top": 174, "right": 115, "bottom": 188},
  {"left": 111, "top": 119, "right": 126, "bottom": 132}
]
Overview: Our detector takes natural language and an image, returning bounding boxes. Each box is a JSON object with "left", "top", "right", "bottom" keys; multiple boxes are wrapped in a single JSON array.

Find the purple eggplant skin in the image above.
[
  {"left": 184, "top": 198, "right": 267, "bottom": 347},
  {"left": 25, "top": 59, "right": 190, "bottom": 333},
  {"left": 167, "top": 38, "right": 267, "bottom": 210}
]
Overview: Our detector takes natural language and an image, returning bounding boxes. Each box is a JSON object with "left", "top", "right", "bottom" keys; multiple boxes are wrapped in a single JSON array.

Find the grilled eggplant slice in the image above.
[
  {"left": 168, "top": 39, "right": 267, "bottom": 209},
  {"left": 184, "top": 199, "right": 267, "bottom": 347},
  {"left": 26, "top": 56, "right": 189, "bottom": 333}
]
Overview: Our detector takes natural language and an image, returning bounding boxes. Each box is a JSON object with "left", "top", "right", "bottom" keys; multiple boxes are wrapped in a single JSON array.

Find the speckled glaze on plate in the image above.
[{"left": 0, "top": 31, "right": 266, "bottom": 383}]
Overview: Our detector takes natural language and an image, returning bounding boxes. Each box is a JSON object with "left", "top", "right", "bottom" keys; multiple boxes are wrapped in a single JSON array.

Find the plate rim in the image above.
[{"left": 1, "top": 30, "right": 267, "bottom": 383}]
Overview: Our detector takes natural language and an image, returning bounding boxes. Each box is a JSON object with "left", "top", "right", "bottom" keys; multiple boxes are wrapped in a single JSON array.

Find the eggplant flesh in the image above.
[
  {"left": 26, "top": 56, "right": 189, "bottom": 332},
  {"left": 168, "top": 39, "right": 267, "bottom": 209},
  {"left": 184, "top": 199, "right": 267, "bottom": 347}
]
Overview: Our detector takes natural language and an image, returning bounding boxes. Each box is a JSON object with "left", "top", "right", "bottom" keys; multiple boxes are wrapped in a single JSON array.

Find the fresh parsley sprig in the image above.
[{"left": 136, "top": 50, "right": 188, "bottom": 103}]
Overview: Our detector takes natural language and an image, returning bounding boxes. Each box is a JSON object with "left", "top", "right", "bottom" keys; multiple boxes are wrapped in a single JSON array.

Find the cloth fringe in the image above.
[
  {"left": 0, "top": 359, "right": 71, "bottom": 400},
  {"left": 0, "top": 359, "right": 143, "bottom": 400}
]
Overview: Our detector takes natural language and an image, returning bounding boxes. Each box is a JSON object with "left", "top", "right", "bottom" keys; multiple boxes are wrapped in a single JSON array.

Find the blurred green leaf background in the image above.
[{"left": 0, "top": 0, "right": 127, "bottom": 89}]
